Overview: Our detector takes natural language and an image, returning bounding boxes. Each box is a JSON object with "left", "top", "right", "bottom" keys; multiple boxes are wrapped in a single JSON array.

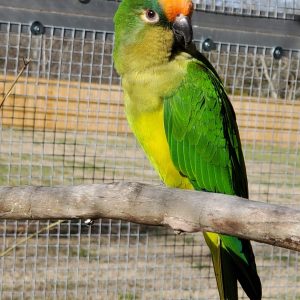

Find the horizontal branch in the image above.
[{"left": 0, "top": 182, "right": 300, "bottom": 251}]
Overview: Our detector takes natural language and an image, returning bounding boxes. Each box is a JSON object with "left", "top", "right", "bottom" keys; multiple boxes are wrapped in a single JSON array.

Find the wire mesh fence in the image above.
[
  {"left": 108, "top": 0, "right": 300, "bottom": 19},
  {"left": 0, "top": 1, "right": 300, "bottom": 299}
]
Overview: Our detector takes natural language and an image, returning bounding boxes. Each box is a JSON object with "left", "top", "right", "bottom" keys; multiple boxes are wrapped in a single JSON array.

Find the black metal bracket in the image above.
[{"left": 30, "top": 21, "right": 45, "bottom": 35}]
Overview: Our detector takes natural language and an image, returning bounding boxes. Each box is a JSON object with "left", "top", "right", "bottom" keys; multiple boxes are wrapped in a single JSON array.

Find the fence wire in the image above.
[
  {"left": 0, "top": 9, "right": 300, "bottom": 300},
  {"left": 193, "top": 0, "right": 300, "bottom": 19}
]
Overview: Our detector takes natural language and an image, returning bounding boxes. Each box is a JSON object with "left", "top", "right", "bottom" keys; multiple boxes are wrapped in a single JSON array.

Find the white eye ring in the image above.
[{"left": 142, "top": 9, "right": 160, "bottom": 23}]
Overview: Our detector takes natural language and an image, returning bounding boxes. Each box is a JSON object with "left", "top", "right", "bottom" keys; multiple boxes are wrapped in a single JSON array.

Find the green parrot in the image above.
[{"left": 113, "top": 0, "right": 262, "bottom": 299}]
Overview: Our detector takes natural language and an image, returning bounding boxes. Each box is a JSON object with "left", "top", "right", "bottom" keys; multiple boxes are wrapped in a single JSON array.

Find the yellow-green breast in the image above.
[{"left": 121, "top": 54, "right": 193, "bottom": 189}]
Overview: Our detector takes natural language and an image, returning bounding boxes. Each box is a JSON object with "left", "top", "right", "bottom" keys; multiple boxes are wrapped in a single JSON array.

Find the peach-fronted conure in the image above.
[{"left": 113, "top": 0, "right": 262, "bottom": 298}]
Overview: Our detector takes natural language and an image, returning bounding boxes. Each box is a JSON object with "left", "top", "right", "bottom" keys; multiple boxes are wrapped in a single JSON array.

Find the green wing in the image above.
[{"left": 164, "top": 61, "right": 261, "bottom": 300}]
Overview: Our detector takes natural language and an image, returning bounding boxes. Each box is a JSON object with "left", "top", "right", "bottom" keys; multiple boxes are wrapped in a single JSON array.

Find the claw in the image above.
[
  {"left": 174, "top": 229, "right": 184, "bottom": 235},
  {"left": 84, "top": 218, "right": 94, "bottom": 226}
]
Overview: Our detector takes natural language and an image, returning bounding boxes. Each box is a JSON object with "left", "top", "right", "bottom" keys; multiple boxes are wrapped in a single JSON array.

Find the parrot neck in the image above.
[{"left": 122, "top": 52, "right": 191, "bottom": 115}]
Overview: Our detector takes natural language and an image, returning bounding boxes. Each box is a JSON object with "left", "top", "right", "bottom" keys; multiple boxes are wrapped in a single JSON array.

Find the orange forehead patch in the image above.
[{"left": 159, "top": 0, "right": 194, "bottom": 22}]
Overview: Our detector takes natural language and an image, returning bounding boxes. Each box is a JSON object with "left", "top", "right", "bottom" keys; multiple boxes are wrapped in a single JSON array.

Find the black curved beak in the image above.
[{"left": 172, "top": 15, "right": 193, "bottom": 49}]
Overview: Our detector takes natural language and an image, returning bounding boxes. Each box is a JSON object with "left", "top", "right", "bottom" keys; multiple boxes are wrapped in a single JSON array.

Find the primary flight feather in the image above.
[{"left": 113, "top": 0, "right": 262, "bottom": 298}]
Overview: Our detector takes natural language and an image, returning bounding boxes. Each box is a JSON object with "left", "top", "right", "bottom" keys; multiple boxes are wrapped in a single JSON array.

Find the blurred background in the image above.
[{"left": 0, "top": 0, "right": 299, "bottom": 299}]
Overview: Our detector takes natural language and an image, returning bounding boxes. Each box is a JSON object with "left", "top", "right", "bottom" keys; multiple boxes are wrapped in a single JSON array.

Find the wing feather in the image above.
[
  {"left": 163, "top": 60, "right": 261, "bottom": 300},
  {"left": 164, "top": 61, "right": 239, "bottom": 194}
]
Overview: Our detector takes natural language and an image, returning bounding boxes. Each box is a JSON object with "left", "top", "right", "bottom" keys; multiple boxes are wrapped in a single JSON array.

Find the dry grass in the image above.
[
  {"left": 1, "top": 230, "right": 300, "bottom": 299},
  {"left": 1, "top": 128, "right": 300, "bottom": 298}
]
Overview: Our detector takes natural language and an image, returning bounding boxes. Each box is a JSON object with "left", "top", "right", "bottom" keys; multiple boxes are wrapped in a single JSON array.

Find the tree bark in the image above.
[{"left": 0, "top": 182, "right": 299, "bottom": 251}]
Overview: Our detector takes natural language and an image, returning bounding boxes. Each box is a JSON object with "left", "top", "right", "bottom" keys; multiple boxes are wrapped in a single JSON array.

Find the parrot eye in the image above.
[{"left": 143, "top": 9, "right": 159, "bottom": 23}]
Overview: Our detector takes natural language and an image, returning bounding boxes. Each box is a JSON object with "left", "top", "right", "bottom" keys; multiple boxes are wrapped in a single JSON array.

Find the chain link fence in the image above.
[{"left": 0, "top": 0, "right": 300, "bottom": 299}]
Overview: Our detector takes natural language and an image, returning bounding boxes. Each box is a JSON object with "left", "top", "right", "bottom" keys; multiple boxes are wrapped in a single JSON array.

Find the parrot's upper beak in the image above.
[{"left": 172, "top": 14, "right": 193, "bottom": 49}]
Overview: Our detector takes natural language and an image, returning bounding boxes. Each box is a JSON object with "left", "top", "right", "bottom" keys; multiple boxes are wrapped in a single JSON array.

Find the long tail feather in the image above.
[{"left": 204, "top": 232, "right": 262, "bottom": 300}]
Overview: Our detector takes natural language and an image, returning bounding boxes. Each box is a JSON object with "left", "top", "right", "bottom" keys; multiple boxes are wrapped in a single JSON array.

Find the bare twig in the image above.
[
  {"left": 0, "top": 183, "right": 300, "bottom": 252},
  {"left": 259, "top": 55, "right": 277, "bottom": 99},
  {"left": 0, "top": 58, "right": 31, "bottom": 109}
]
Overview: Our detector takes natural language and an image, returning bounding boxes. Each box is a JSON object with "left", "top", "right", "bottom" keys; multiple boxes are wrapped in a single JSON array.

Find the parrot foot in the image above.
[
  {"left": 84, "top": 218, "right": 94, "bottom": 226},
  {"left": 174, "top": 229, "right": 184, "bottom": 235}
]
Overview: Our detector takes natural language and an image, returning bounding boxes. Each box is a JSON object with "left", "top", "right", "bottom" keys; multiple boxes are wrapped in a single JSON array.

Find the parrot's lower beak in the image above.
[{"left": 172, "top": 15, "right": 193, "bottom": 49}]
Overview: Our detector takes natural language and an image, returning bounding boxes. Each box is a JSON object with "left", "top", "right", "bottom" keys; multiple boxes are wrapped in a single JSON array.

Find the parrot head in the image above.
[{"left": 113, "top": 0, "right": 194, "bottom": 75}]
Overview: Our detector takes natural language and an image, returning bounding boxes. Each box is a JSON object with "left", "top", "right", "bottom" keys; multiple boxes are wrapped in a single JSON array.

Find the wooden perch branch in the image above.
[{"left": 0, "top": 182, "right": 300, "bottom": 251}]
